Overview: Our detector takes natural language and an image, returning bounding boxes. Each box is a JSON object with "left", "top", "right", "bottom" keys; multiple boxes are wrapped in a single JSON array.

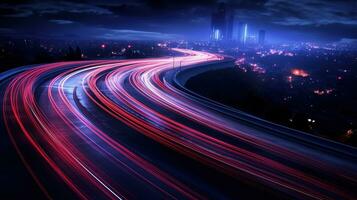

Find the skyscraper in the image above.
[
  {"left": 226, "top": 14, "right": 234, "bottom": 41},
  {"left": 242, "top": 23, "right": 248, "bottom": 44},
  {"left": 237, "top": 23, "right": 248, "bottom": 45},
  {"left": 210, "top": 3, "right": 226, "bottom": 41},
  {"left": 258, "top": 30, "right": 266, "bottom": 45}
]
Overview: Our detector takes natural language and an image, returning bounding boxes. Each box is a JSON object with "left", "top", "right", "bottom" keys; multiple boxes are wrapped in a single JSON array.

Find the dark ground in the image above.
[{"left": 186, "top": 66, "right": 357, "bottom": 147}]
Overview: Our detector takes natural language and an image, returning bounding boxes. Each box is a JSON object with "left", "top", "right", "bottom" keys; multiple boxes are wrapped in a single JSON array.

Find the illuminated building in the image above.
[
  {"left": 210, "top": 3, "right": 235, "bottom": 42},
  {"left": 236, "top": 22, "right": 248, "bottom": 45},
  {"left": 210, "top": 3, "right": 226, "bottom": 41}
]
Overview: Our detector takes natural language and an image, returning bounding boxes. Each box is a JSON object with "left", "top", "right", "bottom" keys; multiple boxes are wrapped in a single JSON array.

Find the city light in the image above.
[
  {"left": 291, "top": 69, "right": 309, "bottom": 77},
  {"left": 1, "top": 1, "right": 356, "bottom": 199}
]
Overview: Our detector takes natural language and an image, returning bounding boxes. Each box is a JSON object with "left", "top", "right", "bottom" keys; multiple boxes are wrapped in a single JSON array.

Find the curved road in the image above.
[{"left": 1, "top": 49, "right": 356, "bottom": 199}]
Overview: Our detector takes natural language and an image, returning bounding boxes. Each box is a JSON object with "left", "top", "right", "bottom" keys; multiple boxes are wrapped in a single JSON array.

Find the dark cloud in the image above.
[
  {"left": 49, "top": 19, "right": 75, "bottom": 24},
  {"left": 228, "top": 0, "right": 267, "bottom": 10},
  {"left": 144, "top": 0, "right": 215, "bottom": 9}
]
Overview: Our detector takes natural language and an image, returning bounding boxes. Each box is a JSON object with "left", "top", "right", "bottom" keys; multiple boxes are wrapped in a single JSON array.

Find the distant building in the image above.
[
  {"left": 210, "top": 3, "right": 227, "bottom": 41},
  {"left": 210, "top": 3, "right": 236, "bottom": 42},
  {"left": 258, "top": 30, "right": 266, "bottom": 45},
  {"left": 236, "top": 22, "right": 242, "bottom": 43},
  {"left": 237, "top": 23, "right": 248, "bottom": 45},
  {"left": 226, "top": 14, "right": 234, "bottom": 40}
]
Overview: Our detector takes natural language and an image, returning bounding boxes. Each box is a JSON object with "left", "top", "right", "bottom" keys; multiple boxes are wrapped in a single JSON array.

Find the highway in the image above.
[{"left": 1, "top": 48, "right": 356, "bottom": 199}]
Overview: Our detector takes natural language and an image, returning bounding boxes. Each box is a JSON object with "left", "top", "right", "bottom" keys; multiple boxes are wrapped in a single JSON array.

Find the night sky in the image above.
[{"left": 0, "top": 0, "right": 356, "bottom": 43}]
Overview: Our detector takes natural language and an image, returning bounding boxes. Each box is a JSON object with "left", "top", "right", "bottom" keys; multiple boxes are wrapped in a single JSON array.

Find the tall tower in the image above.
[
  {"left": 237, "top": 22, "right": 248, "bottom": 45},
  {"left": 226, "top": 14, "right": 234, "bottom": 40},
  {"left": 237, "top": 22, "right": 243, "bottom": 43},
  {"left": 210, "top": 3, "right": 226, "bottom": 41},
  {"left": 239, "top": 23, "right": 248, "bottom": 45},
  {"left": 243, "top": 23, "right": 248, "bottom": 44}
]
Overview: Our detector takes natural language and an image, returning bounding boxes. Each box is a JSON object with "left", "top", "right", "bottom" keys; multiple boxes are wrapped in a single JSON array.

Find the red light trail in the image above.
[{"left": 1, "top": 49, "right": 356, "bottom": 199}]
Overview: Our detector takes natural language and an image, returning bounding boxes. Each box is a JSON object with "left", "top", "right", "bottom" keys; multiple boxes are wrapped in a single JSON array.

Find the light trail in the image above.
[{"left": 1, "top": 49, "right": 356, "bottom": 199}]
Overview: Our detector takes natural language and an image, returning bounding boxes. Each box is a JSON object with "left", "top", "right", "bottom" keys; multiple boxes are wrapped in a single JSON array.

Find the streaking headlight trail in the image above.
[{"left": 1, "top": 49, "right": 356, "bottom": 199}]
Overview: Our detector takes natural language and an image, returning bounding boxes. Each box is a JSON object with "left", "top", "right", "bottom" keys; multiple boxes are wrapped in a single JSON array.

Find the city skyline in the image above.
[{"left": 0, "top": 0, "right": 356, "bottom": 43}]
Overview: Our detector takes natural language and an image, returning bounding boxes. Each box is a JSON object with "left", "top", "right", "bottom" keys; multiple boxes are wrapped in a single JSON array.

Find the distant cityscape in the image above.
[
  {"left": 1, "top": 1, "right": 357, "bottom": 199},
  {"left": 210, "top": 3, "right": 265, "bottom": 46},
  {"left": 0, "top": 0, "right": 356, "bottom": 146}
]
